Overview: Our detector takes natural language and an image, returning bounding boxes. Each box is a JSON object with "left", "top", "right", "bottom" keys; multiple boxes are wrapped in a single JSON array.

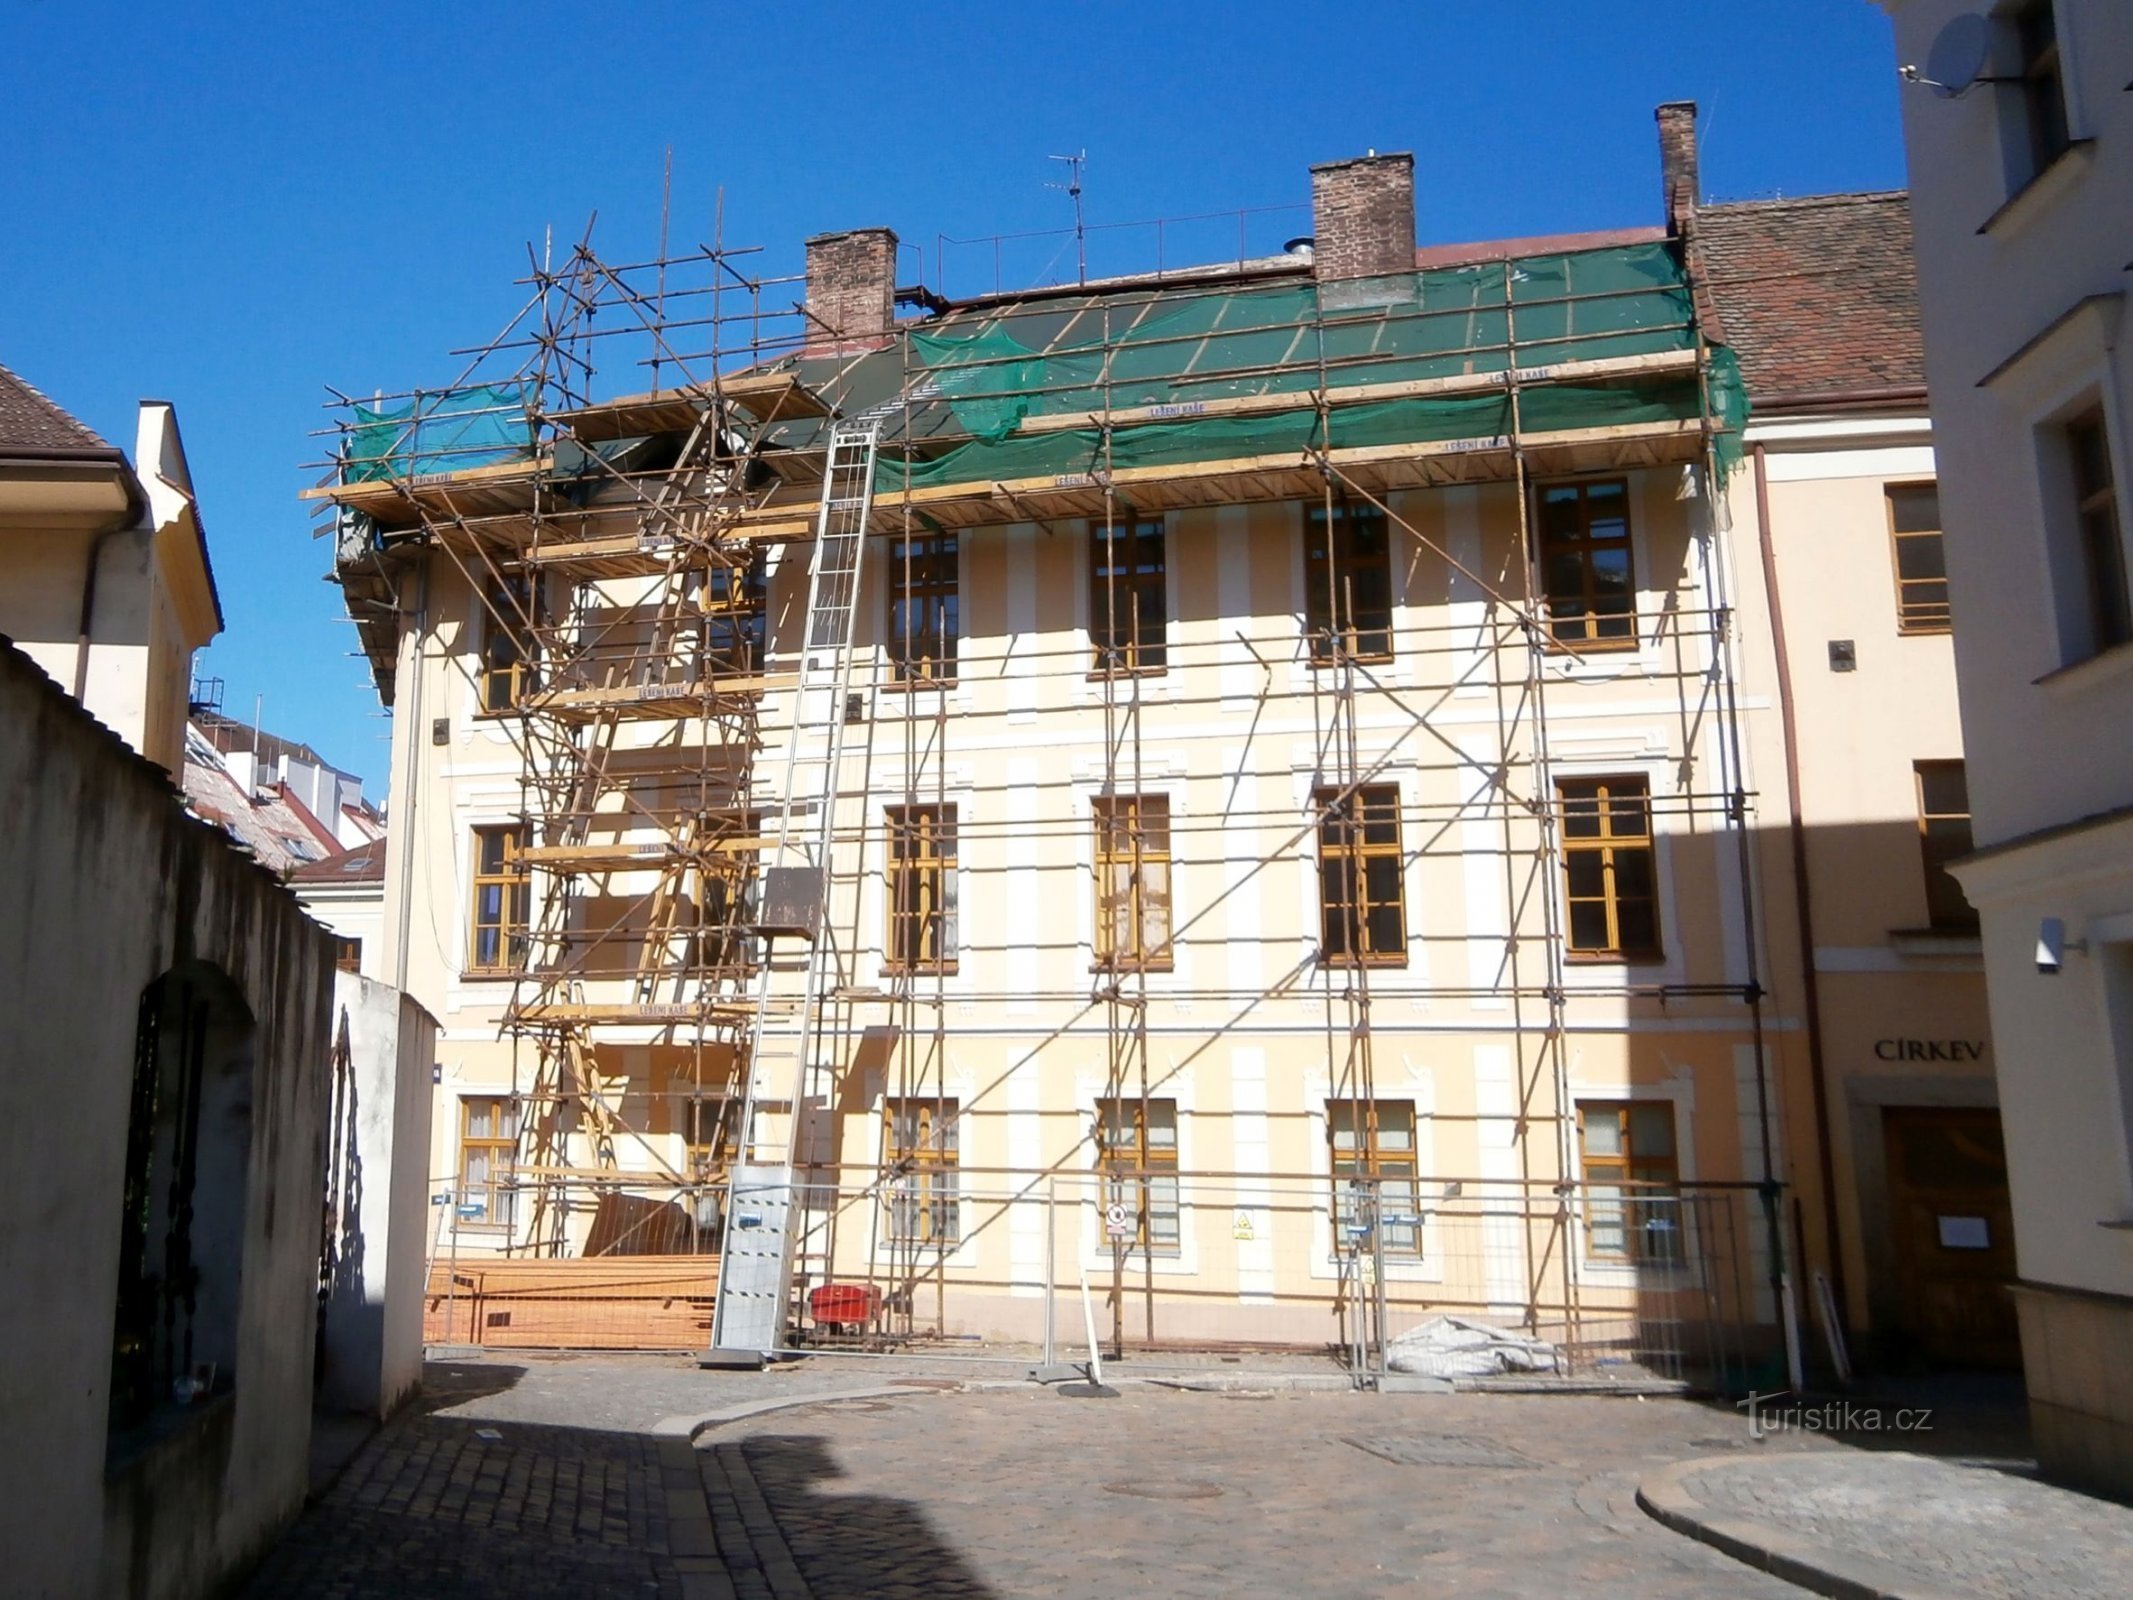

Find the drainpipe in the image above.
[
  {"left": 392, "top": 562, "right": 430, "bottom": 992},
  {"left": 71, "top": 525, "right": 128, "bottom": 700},
  {"left": 1750, "top": 441, "right": 1849, "bottom": 1339}
]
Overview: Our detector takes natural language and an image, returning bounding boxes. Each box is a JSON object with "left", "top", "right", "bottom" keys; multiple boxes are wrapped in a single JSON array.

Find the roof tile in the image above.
[{"left": 1696, "top": 192, "right": 1924, "bottom": 400}]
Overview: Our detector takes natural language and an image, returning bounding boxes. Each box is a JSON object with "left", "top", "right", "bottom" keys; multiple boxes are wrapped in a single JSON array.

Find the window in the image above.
[
  {"left": 701, "top": 551, "right": 768, "bottom": 678},
  {"left": 1315, "top": 784, "right": 1406, "bottom": 966},
  {"left": 467, "top": 825, "right": 530, "bottom": 973},
  {"left": 888, "top": 533, "right": 959, "bottom": 683},
  {"left": 1915, "top": 761, "right": 1979, "bottom": 933},
  {"left": 458, "top": 1096, "right": 518, "bottom": 1227},
  {"left": 1093, "top": 794, "right": 1172, "bottom": 970},
  {"left": 111, "top": 967, "right": 254, "bottom": 1438},
  {"left": 1579, "top": 1102, "right": 1681, "bottom": 1264},
  {"left": 885, "top": 804, "right": 957, "bottom": 972},
  {"left": 1095, "top": 1098, "right": 1180, "bottom": 1251},
  {"left": 884, "top": 1097, "right": 959, "bottom": 1245},
  {"left": 1886, "top": 483, "right": 1951, "bottom": 634},
  {"left": 332, "top": 935, "right": 363, "bottom": 974},
  {"left": 1536, "top": 479, "right": 1636, "bottom": 648},
  {"left": 2015, "top": 1, "right": 2071, "bottom": 180},
  {"left": 2066, "top": 406, "right": 2131, "bottom": 655},
  {"left": 1304, "top": 500, "right": 1394, "bottom": 663},
  {"left": 683, "top": 1097, "right": 741, "bottom": 1183},
  {"left": 1090, "top": 517, "right": 1167, "bottom": 672},
  {"left": 479, "top": 576, "right": 539, "bottom": 713},
  {"left": 1559, "top": 776, "right": 1661, "bottom": 960},
  {"left": 1328, "top": 1099, "right": 1420, "bottom": 1258}
]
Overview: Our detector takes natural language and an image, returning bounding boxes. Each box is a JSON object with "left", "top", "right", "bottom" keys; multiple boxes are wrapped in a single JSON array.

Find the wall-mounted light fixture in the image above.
[{"left": 2037, "top": 916, "right": 2090, "bottom": 975}]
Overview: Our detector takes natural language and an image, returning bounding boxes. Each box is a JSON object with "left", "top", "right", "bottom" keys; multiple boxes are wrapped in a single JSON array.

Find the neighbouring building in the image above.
[
  {"left": 0, "top": 364, "right": 222, "bottom": 773},
  {"left": 0, "top": 636, "right": 336, "bottom": 1600},
  {"left": 292, "top": 837, "right": 389, "bottom": 980},
  {"left": 1698, "top": 187, "right": 2006, "bottom": 1368},
  {"left": 1877, "top": 0, "right": 2133, "bottom": 1492},
  {"left": 194, "top": 706, "right": 385, "bottom": 850},
  {"left": 181, "top": 718, "right": 346, "bottom": 875},
  {"left": 310, "top": 104, "right": 1982, "bottom": 1376}
]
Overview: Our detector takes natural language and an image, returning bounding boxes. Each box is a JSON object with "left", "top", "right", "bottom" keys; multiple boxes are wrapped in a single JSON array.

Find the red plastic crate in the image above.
[{"left": 808, "top": 1283, "right": 881, "bottom": 1327}]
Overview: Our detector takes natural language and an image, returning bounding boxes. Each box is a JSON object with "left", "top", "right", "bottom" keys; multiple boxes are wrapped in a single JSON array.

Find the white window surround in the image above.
[
  {"left": 1066, "top": 758, "right": 1191, "bottom": 994},
  {"left": 1070, "top": 1063, "right": 1202, "bottom": 1277},
  {"left": 862, "top": 772, "right": 979, "bottom": 994},
  {"left": 1284, "top": 760, "right": 1426, "bottom": 989},
  {"left": 1303, "top": 1062, "right": 1444, "bottom": 1285},
  {"left": 1565, "top": 1080, "right": 1702, "bottom": 1291},
  {"left": 1074, "top": 513, "right": 1180, "bottom": 706},
  {"left": 1532, "top": 470, "right": 1683, "bottom": 688},
  {"left": 1979, "top": 296, "right": 2131, "bottom": 672},
  {"left": 870, "top": 1079, "right": 982, "bottom": 1272},
  {"left": 1547, "top": 753, "right": 1687, "bottom": 991},
  {"left": 445, "top": 786, "right": 538, "bottom": 1012}
]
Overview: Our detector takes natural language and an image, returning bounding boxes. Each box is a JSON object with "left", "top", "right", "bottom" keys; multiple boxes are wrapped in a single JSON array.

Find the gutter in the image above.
[
  {"left": 1750, "top": 440, "right": 1850, "bottom": 1338},
  {"left": 1748, "top": 385, "right": 1929, "bottom": 417}
]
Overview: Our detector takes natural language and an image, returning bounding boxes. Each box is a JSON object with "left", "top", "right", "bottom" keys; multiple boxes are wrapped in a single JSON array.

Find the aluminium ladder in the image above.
[{"left": 710, "top": 418, "right": 882, "bottom": 1357}]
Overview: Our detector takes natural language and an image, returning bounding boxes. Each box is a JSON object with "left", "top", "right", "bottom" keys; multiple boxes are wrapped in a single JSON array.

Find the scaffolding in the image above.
[{"left": 311, "top": 210, "right": 1772, "bottom": 1374}]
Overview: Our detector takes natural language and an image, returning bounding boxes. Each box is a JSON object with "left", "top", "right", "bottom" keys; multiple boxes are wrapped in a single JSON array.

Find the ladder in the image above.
[{"left": 710, "top": 419, "right": 881, "bottom": 1356}]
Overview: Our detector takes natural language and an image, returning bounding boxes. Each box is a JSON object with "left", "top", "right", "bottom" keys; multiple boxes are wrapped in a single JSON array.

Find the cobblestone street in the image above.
[{"left": 239, "top": 1356, "right": 1846, "bottom": 1599}]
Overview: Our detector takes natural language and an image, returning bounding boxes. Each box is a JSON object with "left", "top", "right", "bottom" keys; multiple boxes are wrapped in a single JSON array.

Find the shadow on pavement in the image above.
[
  {"left": 1686, "top": 1367, "right": 2034, "bottom": 1465},
  {"left": 708, "top": 1432, "right": 1000, "bottom": 1599}
]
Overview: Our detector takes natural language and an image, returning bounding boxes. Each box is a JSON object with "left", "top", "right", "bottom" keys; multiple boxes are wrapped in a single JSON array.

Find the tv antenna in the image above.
[{"left": 1048, "top": 151, "right": 1088, "bottom": 285}]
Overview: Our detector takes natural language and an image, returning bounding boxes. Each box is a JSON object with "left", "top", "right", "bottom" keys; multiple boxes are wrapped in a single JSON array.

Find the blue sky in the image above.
[{"left": 2, "top": 1, "right": 1907, "bottom": 792}]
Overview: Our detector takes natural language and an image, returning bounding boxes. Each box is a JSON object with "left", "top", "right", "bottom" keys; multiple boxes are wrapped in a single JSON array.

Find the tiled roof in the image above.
[
  {"left": 1695, "top": 192, "right": 1924, "bottom": 401},
  {"left": 0, "top": 361, "right": 112, "bottom": 452},
  {"left": 289, "top": 839, "right": 387, "bottom": 885}
]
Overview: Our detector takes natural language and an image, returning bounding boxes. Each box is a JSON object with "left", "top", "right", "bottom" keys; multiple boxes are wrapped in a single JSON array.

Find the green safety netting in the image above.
[
  {"left": 346, "top": 382, "right": 534, "bottom": 483},
  {"left": 884, "top": 241, "right": 1745, "bottom": 492}
]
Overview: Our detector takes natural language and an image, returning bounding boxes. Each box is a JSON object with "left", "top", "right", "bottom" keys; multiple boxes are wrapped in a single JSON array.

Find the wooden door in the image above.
[{"left": 1882, "top": 1107, "right": 2020, "bottom": 1368}]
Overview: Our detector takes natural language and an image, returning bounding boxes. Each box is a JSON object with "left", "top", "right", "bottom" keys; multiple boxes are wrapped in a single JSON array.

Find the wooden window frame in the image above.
[
  {"left": 1914, "top": 760, "right": 1980, "bottom": 934},
  {"left": 1315, "top": 784, "right": 1407, "bottom": 968},
  {"left": 478, "top": 575, "right": 539, "bottom": 714},
  {"left": 1327, "top": 1099, "right": 1422, "bottom": 1259},
  {"left": 2067, "top": 406, "right": 2132, "bottom": 654},
  {"left": 1093, "top": 794, "right": 1173, "bottom": 972},
  {"left": 1559, "top": 776, "right": 1663, "bottom": 962},
  {"left": 700, "top": 551, "right": 769, "bottom": 680},
  {"left": 887, "top": 533, "right": 959, "bottom": 686},
  {"left": 458, "top": 1095, "right": 518, "bottom": 1230},
  {"left": 1577, "top": 1100, "right": 1682, "bottom": 1265},
  {"left": 332, "top": 935, "right": 364, "bottom": 975},
  {"left": 1094, "top": 1098, "right": 1181, "bottom": 1252},
  {"left": 1090, "top": 517, "right": 1168, "bottom": 675},
  {"left": 884, "top": 804, "right": 957, "bottom": 974},
  {"left": 1885, "top": 481, "right": 1952, "bottom": 635},
  {"left": 1535, "top": 478, "right": 1639, "bottom": 652},
  {"left": 467, "top": 824, "right": 530, "bottom": 976},
  {"left": 1303, "top": 500, "right": 1395, "bottom": 665},
  {"left": 884, "top": 1097, "right": 959, "bottom": 1246},
  {"left": 683, "top": 1097, "right": 742, "bottom": 1185}
]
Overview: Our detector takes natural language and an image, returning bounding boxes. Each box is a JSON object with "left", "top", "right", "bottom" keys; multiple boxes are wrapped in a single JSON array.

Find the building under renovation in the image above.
[{"left": 312, "top": 104, "right": 2001, "bottom": 1379}]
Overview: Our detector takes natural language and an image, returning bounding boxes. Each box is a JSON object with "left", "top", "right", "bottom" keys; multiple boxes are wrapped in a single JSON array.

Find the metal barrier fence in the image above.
[{"left": 423, "top": 1170, "right": 1781, "bottom": 1391}]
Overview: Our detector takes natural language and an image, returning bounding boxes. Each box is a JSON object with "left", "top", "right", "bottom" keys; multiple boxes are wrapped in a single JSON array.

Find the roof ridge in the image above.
[{"left": 1703, "top": 189, "right": 1908, "bottom": 213}]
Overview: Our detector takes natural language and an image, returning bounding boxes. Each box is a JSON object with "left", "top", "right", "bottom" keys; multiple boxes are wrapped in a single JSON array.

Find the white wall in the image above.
[{"left": 321, "top": 973, "right": 437, "bottom": 1418}]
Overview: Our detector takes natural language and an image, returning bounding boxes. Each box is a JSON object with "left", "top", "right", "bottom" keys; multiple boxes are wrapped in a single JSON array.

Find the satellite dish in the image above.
[{"left": 1904, "top": 13, "right": 1991, "bottom": 98}]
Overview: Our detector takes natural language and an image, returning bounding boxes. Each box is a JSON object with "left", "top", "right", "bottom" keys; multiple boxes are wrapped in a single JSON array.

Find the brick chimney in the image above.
[
  {"left": 1656, "top": 102, "right": 1700, "bottom": 237},
  {"left": 804, "top": 227, "right": 898, "bottom": 353},
  {"left": 1309, "top": 153, "right": 1416, "bottom": 281}
]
